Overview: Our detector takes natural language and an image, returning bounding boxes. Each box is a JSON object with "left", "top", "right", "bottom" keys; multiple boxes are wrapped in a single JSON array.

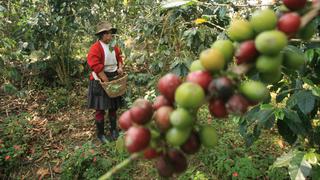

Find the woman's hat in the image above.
[{"left": 95, "top": 21, "right": 117, "bottom": 35}]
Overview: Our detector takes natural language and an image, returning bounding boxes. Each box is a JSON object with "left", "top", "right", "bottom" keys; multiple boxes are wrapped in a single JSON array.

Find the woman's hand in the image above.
[
  {"left": 117, "top": 67, "right": 124, "bottom": 75},
  {"left": 98, "top": 71, "right": 109, "bottom": 82}
]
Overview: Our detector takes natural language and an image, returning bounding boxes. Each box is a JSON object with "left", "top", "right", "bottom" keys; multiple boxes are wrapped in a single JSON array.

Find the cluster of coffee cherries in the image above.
[
  {"left": 118, "top": 73, "right": 215, "bottom": 177},
  {"left": 117, "top": 0, "right": 318, "bottom": 177},
  {"left": 118, "top": 74, "right": 269, "bottom": 177},
  {"left": 201, "top": 0, "right": 313, "bottom": 84}
]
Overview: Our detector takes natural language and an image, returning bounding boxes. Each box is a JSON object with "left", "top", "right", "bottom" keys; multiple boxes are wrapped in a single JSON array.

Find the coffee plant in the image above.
[{"left": 100, "top": 0, "right": 320, "bottom": 179}]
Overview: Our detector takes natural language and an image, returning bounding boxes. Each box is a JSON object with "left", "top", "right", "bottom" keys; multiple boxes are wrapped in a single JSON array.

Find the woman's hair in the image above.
[
  {"left": 96, "top": 31, "right": 107, "bottom": 40},
  {"left": 96, "top": 29, "right": 116, "bottom": 39}
]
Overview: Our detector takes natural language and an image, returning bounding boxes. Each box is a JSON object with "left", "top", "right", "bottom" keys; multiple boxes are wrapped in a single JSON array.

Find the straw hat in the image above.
[{"left": 95, "top": 21, "right": 117, "bottom": 35}]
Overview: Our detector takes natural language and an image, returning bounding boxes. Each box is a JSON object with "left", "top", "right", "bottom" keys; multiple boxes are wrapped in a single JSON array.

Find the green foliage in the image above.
[
  {"left": 1, "top": 0, "right": 231, "bottom": 87},
  {"left": 0, "top": 113, "right": 32, "bottom": 175},
  {"left": 287, "top": 90, "right": 316, "bottom": 114},
  {"left": 0, "top": 37, "right": 24, "bottom": 90},
  {"left": 193, "top": 107, "right": 288, "bottom": 179},
  {"left": 170, "top": 56, "right": 192, "bottom": 76},
  {"left": 240, "top": 45, "right": 320, "bottom": 178},
  {"left": 271, "top": 149, "right": 320, "bottom": 180},
  {"left": 61, "top": 142, "right": 110, "bottom": 179},
  {"left": 310, "top": 165, "right": 320, "bottom": 180},
  {"left": 124, "top": 73, "right": 158, "bottom": 107},
  {"left": 239, "top": 105, "right": 275, "bottom": 146},
  {"left": 61, "top": 138, "right": 135, "bottom": 179},
  {"left": 126, "top": 0, "right": 230, "bottom": 77},
  {"left": 43, "top": 88, "right": 72, "bottom": 114},
  {"left": 0, "top": 113, "right": 32, "bottom": 145},
  {"left": 29, "top": 0, "right": 96, "bottom": 86},
  {"left": 129, "top": 73, "right": 152, "bottom": 86},
  {"left": 1, "top": 0, "right": 121, "bottom": 87},
  {"left": 266, "top": 167, "right": 289, "bottom": 180},
  {"left": 180, "top": 170, "right": 211, "bottom": 180},
  {"left": 239, "top": 42, "right": 320, "bottom": 146},
  {"left": 1, "top": 83, "right": 18, "bottom": 95}
]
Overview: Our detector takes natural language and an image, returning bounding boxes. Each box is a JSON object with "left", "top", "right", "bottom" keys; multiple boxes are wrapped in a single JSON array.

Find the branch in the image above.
[
  {"left": 98, "top": 153, "right": 142, "bottom": 180},
  {"left": 290, "top": 39, "right": 320, "bottom": 43},
  {"left": 203, "top": 21, "right": 226, "bottom": 31},
  {"left": 198, "top": 1, "right": 277, "bottom": 8},
  {"left": 300, "top": 0, "right": 320, "bottom": 28}
]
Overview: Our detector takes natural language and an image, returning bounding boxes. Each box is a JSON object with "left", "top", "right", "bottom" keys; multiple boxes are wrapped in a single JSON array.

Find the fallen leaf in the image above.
[
  {"left": 53, "top": 166, "right": 61, "bottom": 174},
  {"left": 194, "top": 18, "right": 207, "bottom": 24},
  {"left": 277, "top": 139, "right": 285, "bottom": 149},
  {"left": 37, "top": 168, "right": 49, "bottom": 180},
  {"left": 35, "top": 152, "right": 49, "bottom": 162}
]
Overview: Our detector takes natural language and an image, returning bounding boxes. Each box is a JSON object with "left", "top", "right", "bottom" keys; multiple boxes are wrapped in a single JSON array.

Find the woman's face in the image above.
[{"left": 101, "top": 31, "right": 113, "bottom": 43}]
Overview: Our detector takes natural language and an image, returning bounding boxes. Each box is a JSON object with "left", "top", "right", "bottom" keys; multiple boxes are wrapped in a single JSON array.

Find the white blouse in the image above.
[{"left": 99, "top": 41, "right": 118, "bottom": 72}]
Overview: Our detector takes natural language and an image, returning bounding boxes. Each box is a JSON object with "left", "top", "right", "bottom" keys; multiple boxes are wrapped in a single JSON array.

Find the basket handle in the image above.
[
  {"left": 110, "top": 75, "right": 119, "bottom": 80},
  {"left": 97, "top": 78, "right": 108, "bottom": 85},
  {"left": 95, "top": 73, "right": 125, "bottom": 84},
  {"left": 109, "top": 73, "right": 126, "bottom": 81}
]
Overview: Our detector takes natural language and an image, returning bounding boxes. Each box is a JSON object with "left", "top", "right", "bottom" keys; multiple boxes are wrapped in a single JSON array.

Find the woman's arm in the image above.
[
  {"left": 87, "top": 44, "right": 109, "bottom": 82},
  {"left": 98, "top": 71, "right": 108, "bottom": 82}
]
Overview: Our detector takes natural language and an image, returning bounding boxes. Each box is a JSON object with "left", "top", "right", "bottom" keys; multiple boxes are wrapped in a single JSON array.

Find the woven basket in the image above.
[{"left": 100, "top": 73, "right": 128, "bottom": 98}]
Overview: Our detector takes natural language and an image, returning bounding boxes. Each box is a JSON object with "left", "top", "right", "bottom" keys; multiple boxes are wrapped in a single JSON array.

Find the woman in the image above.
[{"left": 87, "top": 21, "right": 124, "bottom": 144}]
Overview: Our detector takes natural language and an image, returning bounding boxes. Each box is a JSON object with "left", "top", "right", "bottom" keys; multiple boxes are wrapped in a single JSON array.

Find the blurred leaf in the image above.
[
  {"left": 296, "top": 90, "right": 315, "bottom": 114},
  {"left": 277, "top": 119, "right": 297, "bottom": 145},
  {"left": 260, "top": 104, "right": 273, "bottom": 109},
  {"left": 305, "top": 49, "right": 315, "bottom": 63},
  {"left": 257, "top": 108, "right": 275, "bottom": 129},
  {"left": 274, "top": 108, "right": 285, "bottom": 120},
  {"left": 288, "top": 157, "right": 312, "bottom": 180},
  {"left": 315, "top": 48, "right": 320, "bottom": 56},
  {"left": 311, "top": 166, "right": 320, "bottom": 179},
  {"left": 287, "top": 93, "right": 298, "bottom": 109},
  {"left": 253, "top": 124, "right": 261, "bottom": 138},
  {"left": 239, "top": 106, "right": 274, "bottom": 146},
  {"left": 243, "top": 105, "right": 261, "bottom": 124},
  {"left": 283, "top": 109, "right": 307, "bottom": 135},
  {"left": 115, "top": 136, "right": 126, "bottom": 153},
  {"left": 171, "top": 62, "right": 189, "bottom": 76},
  {"left": 287, "top": 90, "right": 315, "bottom": 114},
  {"left": 276, "top": 87, "right": 290, "bottom": 103},
  {"left": 272, "top": 150, "right": 302, "bottom": 168},
  {"left": 302, "top": 77, "right": 315, "bottom": 86},
  {"left": 295, "top": 79, "right": 303, "bottom": 89},
  {"left": 311, "top": 86, "right": 320, "bottom": 97},
  {"left": 304, "top": 152, "right": 319, "bottom": 165},
  {"left": 244, "top": 133, "right": 256, "bottom": 147},
  {"left": 123, "top": 0, "right": 128, "bottom": 6}
]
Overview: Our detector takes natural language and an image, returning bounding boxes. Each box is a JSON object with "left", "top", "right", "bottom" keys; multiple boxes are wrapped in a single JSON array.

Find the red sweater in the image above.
[{"left": 87, "top": 41, "right": 123, "bottom": 80}]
